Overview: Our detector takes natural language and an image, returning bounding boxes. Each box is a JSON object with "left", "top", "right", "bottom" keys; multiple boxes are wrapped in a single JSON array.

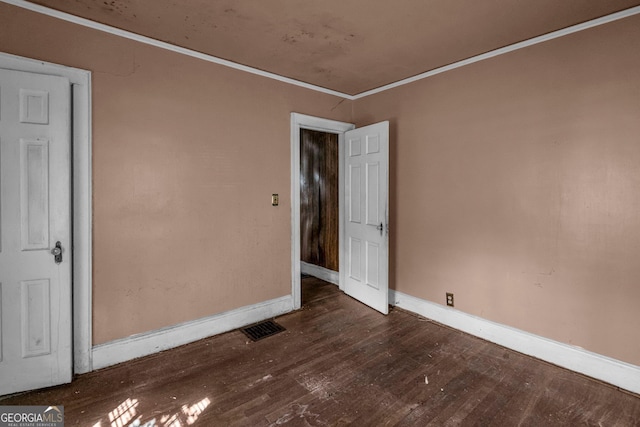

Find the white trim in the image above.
[
  {"left": 291, "top": 113, "right": 354, "bottom": 309},
  {"left": 3, "top": 1, "right": 640, "bottom": 100},
  {"left": 92, "top": 295, "right": 293, "bottom": 370},
  {"left": 1, "top": 0, "right": 354, "bottom": 100},
  {"left": 353, "top": 5, "right": 640, "bottom": 99},
  {"left": 0, "top": 52, "right": 93, "bottom": 374},
  {"left": 390, "top": 290, "right": 640, "bottom": 395},
  {"left": 300, "top": 261, "right": 339, "bottom": 285}
]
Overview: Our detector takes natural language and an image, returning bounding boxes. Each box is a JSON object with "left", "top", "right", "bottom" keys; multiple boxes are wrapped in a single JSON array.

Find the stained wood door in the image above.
[
  {"left": 0, "top": 68, "right": 72, "bottom": 395},
  {"left": 344, "top": 121, "right": 389, "bottom": 314}
]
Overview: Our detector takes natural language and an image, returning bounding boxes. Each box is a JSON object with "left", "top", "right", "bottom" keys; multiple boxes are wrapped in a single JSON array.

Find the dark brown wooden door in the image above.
[{"left": 300, "top": 129, "right": 339, "bottom": 271}]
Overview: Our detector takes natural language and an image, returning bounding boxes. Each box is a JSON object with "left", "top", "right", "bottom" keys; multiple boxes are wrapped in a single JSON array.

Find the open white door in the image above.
[
  {"left": 344, "top": 121, "right": 389, "bottom": 314},
  {"left": 0, "top": 68, "right": 72, "bottom": 395}
]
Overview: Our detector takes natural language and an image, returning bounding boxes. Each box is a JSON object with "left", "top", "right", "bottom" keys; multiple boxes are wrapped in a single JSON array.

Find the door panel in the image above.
[
  {"left": 348, "top": 164, "right": 361, "bottom": 223},
  {"left": 21, "top": 139, "right": 50, "bottom": 250},
  {"left": 348, "top": 237, "right": 362, "bottom": 281},
  {"left": 344, "top": 121, "right": 389, "bottom": 314},
  {"left": 366, "top": 241, "right": 380, "bottom": 289},
  {"left": 0, "top": 68, "right": 72, "bottom": 395},
  {"left": 21, "top": 279, "right": 51, "bottom": 358},
  {"left": 366, "top": 162, "right": 380, "bottom": 225}
]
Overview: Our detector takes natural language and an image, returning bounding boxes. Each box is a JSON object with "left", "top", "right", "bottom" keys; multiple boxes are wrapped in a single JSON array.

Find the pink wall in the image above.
[
  {"left": 0, "top": 3, "right": 351, "bottom": 344},
  {"left": 2, "top": 3, "right": 639, "bottom": 367},
  {"left": 354, "top": 14, "right": 640, "bottom": 365}
]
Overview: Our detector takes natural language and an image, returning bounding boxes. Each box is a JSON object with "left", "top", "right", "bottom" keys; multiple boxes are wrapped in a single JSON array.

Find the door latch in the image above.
[
  {"left": 51, "top": 241, "right": 62, "bottom": 264},
  {"left": 376, "top": 222, "right": 384, "bottom": 236}
]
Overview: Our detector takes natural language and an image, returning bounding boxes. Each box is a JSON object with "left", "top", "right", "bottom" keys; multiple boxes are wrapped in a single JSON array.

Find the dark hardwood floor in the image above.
[{"left": 2, "top": 277, "right": 640, "bottom": 426}]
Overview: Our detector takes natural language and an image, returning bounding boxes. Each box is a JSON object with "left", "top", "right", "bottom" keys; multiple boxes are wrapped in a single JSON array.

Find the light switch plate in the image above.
[{"left": 272, "top": 194, "right": 279, "bottom": 206}]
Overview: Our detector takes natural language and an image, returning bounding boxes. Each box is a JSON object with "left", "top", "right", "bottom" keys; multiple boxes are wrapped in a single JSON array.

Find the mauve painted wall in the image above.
[
  {"left": 354, "top": 14, "right": 640, "bottom": 365},
  {"left": 0, "top": 3, "right": 352, "bottom": 344},
  {"left": 2, "top": 2, "right": 640, "bottom": 367}
]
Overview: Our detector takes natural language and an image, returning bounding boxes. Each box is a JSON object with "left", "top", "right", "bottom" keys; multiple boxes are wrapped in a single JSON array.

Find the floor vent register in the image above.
[{"left": 241, "top": 320, "right": 286, "bottom": 342}]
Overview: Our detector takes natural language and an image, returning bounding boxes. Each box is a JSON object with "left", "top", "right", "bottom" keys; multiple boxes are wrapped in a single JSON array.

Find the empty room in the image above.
[{"left": 1, "top": 0, "right": 639, "bottom": 425}]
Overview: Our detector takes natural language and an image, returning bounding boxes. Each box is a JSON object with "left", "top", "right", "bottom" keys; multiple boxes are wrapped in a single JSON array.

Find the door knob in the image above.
[
  {"left": 376, "top": 222, "right": 383, "bottom": 236},
  {"left": 51, "top": 241, "right": 63, "bottom": 264}
]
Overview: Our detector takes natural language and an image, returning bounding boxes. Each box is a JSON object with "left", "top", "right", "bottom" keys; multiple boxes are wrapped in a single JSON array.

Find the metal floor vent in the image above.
[{"left": 241, "top": 320, "right": 286, "bottom": 342}]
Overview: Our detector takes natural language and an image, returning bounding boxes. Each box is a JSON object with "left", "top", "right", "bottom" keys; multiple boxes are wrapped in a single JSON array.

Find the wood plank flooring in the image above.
[{"left": 2, "top": 277, "right": 640, "bottom": 426}]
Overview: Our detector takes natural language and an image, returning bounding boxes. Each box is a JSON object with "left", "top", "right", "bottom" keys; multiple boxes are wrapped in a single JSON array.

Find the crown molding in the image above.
[
  {"left": 3, "top": 1, "right": 639, "bottom": 100},
  {"left": 0, "top": 0, "right": 356, "bottom": 100},
  {"left": 353, "top": 5, "right": 640, "bottom": 99}
]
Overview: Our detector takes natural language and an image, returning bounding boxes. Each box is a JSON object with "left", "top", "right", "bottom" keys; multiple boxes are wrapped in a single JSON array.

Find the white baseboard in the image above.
[
  {"left": 92, "top": 295, "right": 294, "bottom": 370},
  {"left": 300, "top": 261, "right": 339, "bottom": 285},
  {"left": 390, "top": 290, "right": 640, "bottom": 395}
]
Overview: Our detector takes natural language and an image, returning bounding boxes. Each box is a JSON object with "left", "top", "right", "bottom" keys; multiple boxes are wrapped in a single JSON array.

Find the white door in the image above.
[
  {"left": 344, "top": 121, "right": 389, "bottom": 314},
  {"left": 0, "top": 68, "right": 72, "bottom": 395}
]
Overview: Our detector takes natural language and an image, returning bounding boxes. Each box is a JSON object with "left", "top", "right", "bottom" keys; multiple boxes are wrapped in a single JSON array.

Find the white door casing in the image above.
[
  {"left": 291, "top": 113, "right": 354, "bottom": 309},
  {"left": 291, "top": 114, "right": 389, "bottom": 314},
  {"left": 344, "top": 121, "right": 389, "bottom": 314},
  {"left": 0, "top": 51, "right": 93, "bottom": 376},
  {"left": 0, "top": 68, "right": 73, "bottom": 395}
]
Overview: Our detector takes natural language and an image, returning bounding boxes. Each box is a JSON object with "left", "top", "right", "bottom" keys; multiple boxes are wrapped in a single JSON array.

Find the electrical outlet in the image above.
[{"left": 446, "top": 292, "right": 454, "bottom": 307}]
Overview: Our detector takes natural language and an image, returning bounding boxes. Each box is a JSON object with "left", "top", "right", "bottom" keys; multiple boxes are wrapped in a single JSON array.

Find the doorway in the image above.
[
  {"left": 290, "top": 113, "right": 354, "bottom": 309},
  {"left": 0, "top": 52, "right": 92, "bottom": 378},
  {"left": 300, "top": 128, "right": 339, "bottom": 291},
  {"left": 291, "top": 114, "right": 391, "bottom": 314}
]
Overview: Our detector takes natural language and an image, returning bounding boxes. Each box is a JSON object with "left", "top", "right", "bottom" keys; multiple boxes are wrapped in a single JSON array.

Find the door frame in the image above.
[
  {"left": 290, "top": 113, "right": 354, "bottom": 309},
  {"left": 0, "top": 52, "right": 93, "bottom": 374}
]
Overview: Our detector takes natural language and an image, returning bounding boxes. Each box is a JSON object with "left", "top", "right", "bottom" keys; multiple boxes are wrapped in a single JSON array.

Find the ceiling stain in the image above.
[
  {"left": 22, "top": 0, "right": 640, "bottom": 95},
  {"left": 101, "top": 0, "right": 127, "bottom": 15}
]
